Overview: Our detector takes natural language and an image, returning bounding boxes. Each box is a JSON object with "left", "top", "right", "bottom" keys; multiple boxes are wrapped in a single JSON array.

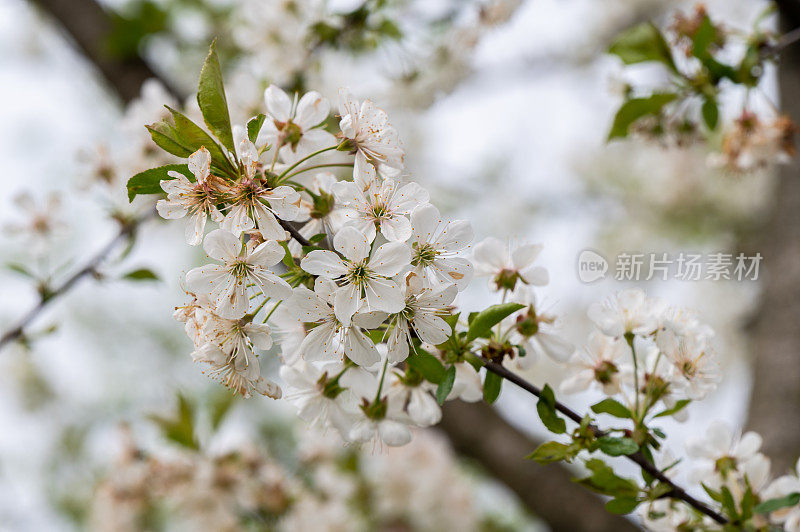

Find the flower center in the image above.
[
  {"left": 230, "top": 260, "right": 251, "bottom": 279},
  {"left": 412, "top": 242, "right": 437, "bottom": 267},
  {"left": 347, "top": 261, "right": 370, "bottom": 286},
  {"left": 493, "top": 268, "right": 520, "bottom": 291},
  {"left": 593, "top": 361, "right": 619, "bottom": 384}
]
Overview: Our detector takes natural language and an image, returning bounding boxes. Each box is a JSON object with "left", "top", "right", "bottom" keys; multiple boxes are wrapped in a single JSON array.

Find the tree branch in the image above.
[
  {"left": 481, "top": 358, "right": 727, "bottom": 525},
  {"left": 0, "top": 214, "right": 151, "bottom": 352},
  {"left": 30, "top": 0, "right": 180, "bottom": 104}
]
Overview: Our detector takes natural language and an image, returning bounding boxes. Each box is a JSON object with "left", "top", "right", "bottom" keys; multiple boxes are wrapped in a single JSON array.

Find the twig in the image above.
[
  {"left": 278, "top": 220, "right": 311, "bottom": 247},
  {"left": 480, "top": 358, "right": 728, "bottom": 525},
  {"left": 0, "top": 213, "right": 151, "bottom": 352}
]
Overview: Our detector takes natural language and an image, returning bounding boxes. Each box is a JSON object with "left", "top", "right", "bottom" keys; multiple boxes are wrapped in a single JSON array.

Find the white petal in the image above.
[
  {"left": 377, "top": 419, "right": 412, "bottom": 446},
  {"left": 512, "top": 243, "right": 543, "bottom": 270},
  {"left": 203, "top": 229, "right": 241, "bottom": 262},
  {"left": 301, "top": 250, "right": 348, "bottom": 278},
  {"left": 294, "top": 91, "right": 330, "bottom": 129},
  {"left": 156, "top": 199, "right": 187, "bottom": 220},
  {"left": 264, "top": 84, "right": 292, "bottom": 122},
  {"left": 344, "top": 327, "right": 380, "bottom": 367},
  {"left": 334, "top": 226, "right": 371, "bottom": 262},
  {"left": 334, "top": 283, "right": 362, "bottom": 326},
  {"left": 364, "top": 277, "right": 404, "bottom": 314},
  {"left": 370, "top": 242, "right": 411, "bottom": 277}
]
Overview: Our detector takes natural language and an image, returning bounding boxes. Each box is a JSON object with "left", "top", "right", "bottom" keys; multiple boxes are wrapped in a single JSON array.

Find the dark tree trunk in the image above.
[{"left": 745, "top": 1, "right": 800, "bottom": 474}]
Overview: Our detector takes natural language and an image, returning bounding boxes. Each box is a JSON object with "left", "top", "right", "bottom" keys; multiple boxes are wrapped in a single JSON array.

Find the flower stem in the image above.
[{"left": 276, "top": 145, "right": 339, "bottom": 183}]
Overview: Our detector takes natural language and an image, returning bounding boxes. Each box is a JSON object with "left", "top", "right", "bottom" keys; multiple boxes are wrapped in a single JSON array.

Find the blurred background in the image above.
[{"left": 0, "top": 0, "right": 795, "bottom": 530}]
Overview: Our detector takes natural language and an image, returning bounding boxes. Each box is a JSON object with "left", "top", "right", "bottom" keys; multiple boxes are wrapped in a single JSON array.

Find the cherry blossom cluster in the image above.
[
  {"left": 131, "top": 44, "right": 800, "bottom": 528},
  {"left": 608, "top": 5, "right": 796, "bottom": 173},
  {"left": 90, "top": 427, "right": 498, "bottom": 531}
]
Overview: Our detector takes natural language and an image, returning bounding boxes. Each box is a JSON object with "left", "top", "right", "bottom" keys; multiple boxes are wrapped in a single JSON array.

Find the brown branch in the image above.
[
  {"left": 0, "top": 214, "right": 150, "bottom": 352},
  {"left": 481, "top": 358, "right": 728, "bottom": 525},
  {"left": 30, "top": 0, "right": 180, "bottom": 104}
]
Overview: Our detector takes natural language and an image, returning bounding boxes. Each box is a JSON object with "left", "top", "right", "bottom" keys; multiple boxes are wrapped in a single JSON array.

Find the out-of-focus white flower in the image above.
[
  {"left": 186, "top": 229, "right": 292, "bottom": 319},
  {"left": 763, "top": 459, "right": 800, "bottom": 531},
  {"left": 157, "top": 147, "right": 227, "bottom": 245},
  {"left": 386, "top": 273, "right": 456, "bottom": 364},
  {"left": 338, "top": 88, "right": 405, "bottom": 179},
  {"left": 448, "top": 362, "right": 483, "bottom": 402},
  {"left": 300, "top": 226, "right": 410, "bottom": 325},
  {"left": 686, "top": 420, "right": 768, "bottom": 491},
  {"left": 333, "top": 171, "right": 429, "bottom": 242},
  {"left": 408, "top": 203, "right": 473, "bottom": 291},
  {"left": 222, "top": 139, "right": 302, "bottom": 240},
  {"left": 588, "top": 288, "right": 664, "bottom": 337},
  {"left": 708, "top": 112, "right": 795, "bottom": 173},
  {"left": 262, "top": 85, "right": 336, "bottom": 158},
  {"left": 508, "top": 286, "right": 573, "bottom": 366},
  {"left": 280, "top": 360, "right": 357, "bottom": 437},
  {"left": 3, "top": 191, "right": 65, "bottom": 243},
  {"left": 343, "top": 370, "right": 412, "bottom": 447},
  {"left": 560, "top": 331, "right": 629, "bottom": 395},
  {"left": 472, "top": 237, "right": 548, "bottom": 292},
  {"left": 386, "top": 372, "right": 442, "bottom": 427},
  {"left": 191, "top": 311, "right": 280, "bottom": 398},
  {"left": 656, "top": 327, "right": 720, "bottom": 400}
]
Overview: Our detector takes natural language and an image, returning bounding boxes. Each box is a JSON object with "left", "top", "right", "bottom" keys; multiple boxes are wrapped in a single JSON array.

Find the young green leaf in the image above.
[
  {"left": 536, "top": 384, "right": 567, "bottom": 434},
  {"left": 701, "top": 97, "right": 719, "bottom": 130},
  {"left": 591, "top": 398, "right": 632, "bottom": 419},
  {"left": 526, "top": 441, "right": 571, "bottom": 464},
  {"left": 605, "top": 497, "right": 640, "bottom": 515},
  {"left": 598, "top": 436, "right": 639, "bottom": 457},
  {"left": 406, "top": 351, "right": 446, "bottom": 384},
  {"left": 126, "top": 164, "right": 193, "bottom": 202},
  {"left": 146, "top": 121, "right": 194, "bottom": 158},
  {"left": 574, "top": 459, "right": 640, "bottom": 498},
  {"left": 247, "top": 113, "right": 266, "bottom": 143},
  {"left": 754, "top": 492, "right": 800, "bottom": 514},
  {"left": 608, "top": 93, "right": 677, "bottom": 140},
  {"left": 436, "top": 365, "right": 456, "bottom": 404},
  {"left": 166, "top": 106, "right": 236, "bottom": 176},
  {"left": 653, "top": 398, "right": 691, "bottom": 418},
  {"left": 483, "top": 370, "right": 503, "bottom": 404},
  {"left": 466, "top": 303, "right": 525, "bottom": 341},
  {"left": 149, "top": 394, "right": 198, "bottom": 450},
  {"left": 122, "top": 268, "right": 159, "bottom": 281},
  {"left": 197, "top": 40, "right": 235, "bottom": 153},
  {"left": 608, "top": 22, "right": 677, "bottom": 72}
]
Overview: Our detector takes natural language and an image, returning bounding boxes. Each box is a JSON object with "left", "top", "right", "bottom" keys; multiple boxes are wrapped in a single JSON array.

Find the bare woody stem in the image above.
[
  {"left": 0, "top": 212, "right": 154, "bottom": 352},
  {"left": 479, "top": 357, "right": 728, "bottom": 525}
]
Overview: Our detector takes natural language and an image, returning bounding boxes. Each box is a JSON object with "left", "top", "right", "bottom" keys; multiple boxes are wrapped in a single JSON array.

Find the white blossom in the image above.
[
  {"left": 156, "top": 147, "right": 226, "bottom": 245},
  {"left": 408, "top": 203, "right": 473, "bottom": 291},
  {"left": 300, "top": 226, "right": 410, "bottom": 325},
  {"left": 473, "top": 237, "right": 548, "bottom": 291},
  {"left": 186, "top": 229, "right": 292, "bottom": 319},
  {"left": 262, "top": 85, "right": 336, "bottom": 158}
]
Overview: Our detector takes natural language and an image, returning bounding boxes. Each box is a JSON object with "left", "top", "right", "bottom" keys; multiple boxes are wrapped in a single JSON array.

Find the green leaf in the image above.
[
  {"left": 122, "top": 268, "right": 159, "bottom": 281},
  {"left": 591, "top": 398, "right": 632, "bottom": 419},
  {"left": 247, "top": 113, "right": 266, "bottom": 143},
  {"left": 308, "top": 233, "right": 327, "bottom": 244},
  {"left": 146, "top": 121, "right": 193, "bottom": 158},
  {"left": 598, "top": 436, "right": 639, "bottom": 457},
  {"left": 754, "top": 493, "right": 800, "bottom": 514},
  {"left": 197, "top": 40, "right": 235, "bottom": 153},
  {"left": 605, "top": 497, "right": 640, "bottom": 515},
  {"left": 436, "top": 365, "right": 456, "bottom": 404},
  {"left": 209, "top": 391, "right": 236, "bottom": 431},
  {"left": 126, "top": 164, "right": 193, "bottom": 202},
  {"left": 406, "top": 352, "right": 446, "bottom": 385},
  {"left": 467, "top": 303, "right": 525, "bottom": 341},
  {"left": 574, "top": 459, "right": 640, "bottom": 498},
  {"left": 608, "top": 93, "right": 677, "bottom": 140},
  {"left": 653, "top": 399, "right": 691, "bottom": 418},
  {"left": 150, "top": 394, "right": 198, "bottom": 450},
  {"left": 526, "top": 441, "right": 570, "bottom": 464},
  {"left": 701, "top": 97, "right": 719, "bottom": 130},
  {"left": 536, "top": 384, "right": 566, "bottom": 434},
  {"left": 608, "top": 22, "right": 676, "bottom": 72},
  {"left": 691, "top": 14, "right": 717, "bottom": 60},
  {"left": 166, "top": 106, "right": 236, "bottom": 176},
  {"left": 483, "top": 370, "right": 503, "bottom": 404}
]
